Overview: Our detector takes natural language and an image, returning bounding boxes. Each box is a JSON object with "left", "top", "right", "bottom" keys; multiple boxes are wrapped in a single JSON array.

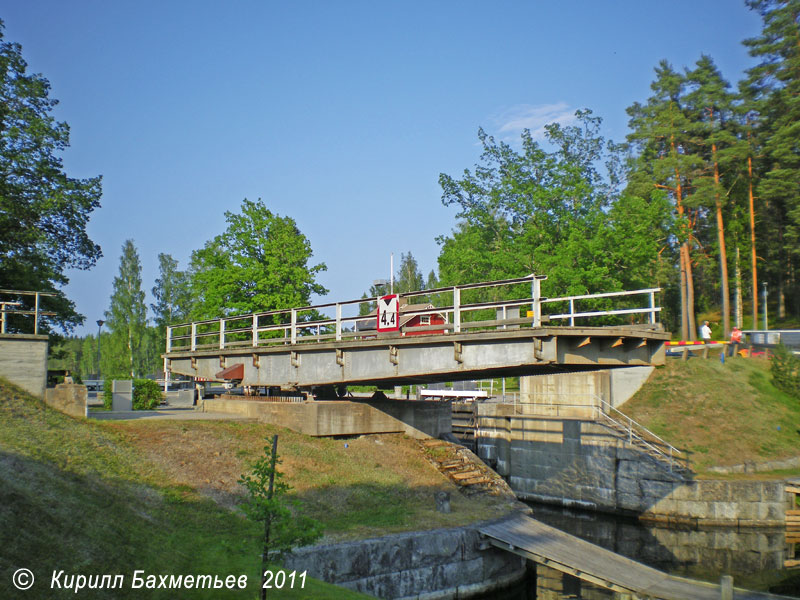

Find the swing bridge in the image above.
[{"left": 163, "top": 275, "right": 669, "bottom": 391}]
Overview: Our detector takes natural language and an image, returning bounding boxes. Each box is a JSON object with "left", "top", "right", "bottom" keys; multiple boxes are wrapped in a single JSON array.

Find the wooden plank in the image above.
[
  {"left": 784, "top": 485, "right": 800, "bottom": 494},
  {"left": 452, "top": 470, "right": 482, "bottom": 481}
]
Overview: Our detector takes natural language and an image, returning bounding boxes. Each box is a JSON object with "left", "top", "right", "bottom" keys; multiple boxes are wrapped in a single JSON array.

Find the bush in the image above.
[
  {"left": 133, "top": 378, "right": 163, "bottom": 410},
  {"left": 103, "top": 379, "right": 164, "bottom": 410},
  {"left": 770, "top": 344, "right": 800, "bottom": 400}
]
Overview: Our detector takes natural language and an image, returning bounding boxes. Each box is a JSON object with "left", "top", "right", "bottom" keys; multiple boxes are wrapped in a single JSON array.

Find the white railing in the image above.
[
  {"left": 166, "top": 276, "right": 662, "bottom": 353},
  {"left": 0, "top": 289, "right": 58, "bottom": 335}
]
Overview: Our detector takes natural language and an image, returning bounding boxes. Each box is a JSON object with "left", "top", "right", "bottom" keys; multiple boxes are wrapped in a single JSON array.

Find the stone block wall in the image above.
[
  {"left": 44, "top": 383, "right": 88, "bottom": 418},
  {"left": 476, "top": 403, "right": 790, "bottom": 526},
  {"left": 283, "top": 523, "right": 526, "bottom": 599},
  {"left": 0, "top": 334, "right": 48, "bottom": 398}
]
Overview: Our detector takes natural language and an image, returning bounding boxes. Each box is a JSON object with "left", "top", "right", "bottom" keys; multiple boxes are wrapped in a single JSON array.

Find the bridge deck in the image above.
[{"left": 479, "top": 514, "right": 790, "bottom": 600}]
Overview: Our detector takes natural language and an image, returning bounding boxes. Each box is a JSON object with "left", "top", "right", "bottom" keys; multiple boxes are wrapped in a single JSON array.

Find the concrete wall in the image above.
[
  {"left": 283, "top": 522, "right": 526, "bottom": 599},
  {"left": 0, "top": 334, "right": 48, "bottom": 398},
  {"left": 518, "top": 366, "right": 654, "bottom": 413},
  {"left": 200, "top": 397, "right": 452, "bottom": 439},
  {"left": 476, "top": 404, "right": 789, "bottom": 526},
  {"left": 44, "top": 383, "right": 88, "bottom": 418}
]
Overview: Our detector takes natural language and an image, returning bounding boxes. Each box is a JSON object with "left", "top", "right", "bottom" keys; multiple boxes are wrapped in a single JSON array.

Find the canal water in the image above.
[{"left": 475, "top": 503, "right": 800, "bottom": 599}]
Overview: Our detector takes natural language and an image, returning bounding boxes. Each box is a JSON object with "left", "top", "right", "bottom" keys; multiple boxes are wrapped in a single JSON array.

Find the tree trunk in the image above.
[
  {"left": 679, "top": 244, "right": 689, "bottom": 340},
  {"left": 747, "top": 153, "right": 758, "bottom": 329},
  {"left": 686, "top": 248, "right": 697, "bottom": 340},
  {"left": 712, "top": 143, "right": 730, "bottom": 338}
]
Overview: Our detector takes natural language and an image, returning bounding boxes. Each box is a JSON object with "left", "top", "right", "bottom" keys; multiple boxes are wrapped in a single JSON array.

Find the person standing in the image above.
[
  {"left": 730, "top": 327, "right": 743, "bottom": 357},
  {"left": 700, "top": 320, "right": 712, "bottom": 342}
]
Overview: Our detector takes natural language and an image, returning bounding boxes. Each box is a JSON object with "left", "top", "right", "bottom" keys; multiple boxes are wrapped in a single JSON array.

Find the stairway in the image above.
[{"left": 420, "top": 438, "right": 514, "bottom": 497}]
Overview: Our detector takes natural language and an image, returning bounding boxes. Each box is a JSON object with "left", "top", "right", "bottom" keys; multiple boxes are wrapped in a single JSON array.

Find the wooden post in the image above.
[
  {"left": 532, "top": 277, "right": 542, "bottom": 327},
  {"left": 252, "top": 314, "right": 258, "bottom": 347},
  {"left": 336, "top": 303, "right": 342, "bottom": 341},
  {"left": 291, "top": 309, "right": 297, "bottom": 344}
]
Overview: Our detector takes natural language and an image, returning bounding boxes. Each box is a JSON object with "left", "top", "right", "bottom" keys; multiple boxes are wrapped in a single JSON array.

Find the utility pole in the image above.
[{"left": 96, "top": 319, "right": 105, "bottom": 378}]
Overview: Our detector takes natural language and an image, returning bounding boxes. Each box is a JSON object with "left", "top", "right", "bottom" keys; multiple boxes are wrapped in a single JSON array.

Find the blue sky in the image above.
[{"left": 3, "top": 2, "right": 763, "bottom": 334}]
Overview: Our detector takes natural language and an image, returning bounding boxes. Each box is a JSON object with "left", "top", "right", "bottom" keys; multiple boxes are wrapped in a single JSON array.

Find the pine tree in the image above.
[
  {"left": 684, "top": 55, "right": 739, "bottom": 338},
  {"left": 105, "top": 240, "right": 148, "bottom": 378},
  {"left": 742, "top": 0, "right": 800, "bottom": 318},
  {"left": 627, "top": 62, "right": 704, "bottom": 339}
]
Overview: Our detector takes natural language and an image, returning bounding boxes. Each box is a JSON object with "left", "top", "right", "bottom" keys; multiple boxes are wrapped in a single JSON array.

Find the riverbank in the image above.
[{"left": 623, "top": 357, "right": 800, "bottom": 476}]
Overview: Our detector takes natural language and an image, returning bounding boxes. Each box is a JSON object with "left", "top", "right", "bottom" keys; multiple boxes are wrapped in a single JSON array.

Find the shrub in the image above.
[
  {"left": 770, "top": 344, "right": 800, "bottom": 400},
  {"left": 133, "top": 379, "right": 163, "bottom": 410}
]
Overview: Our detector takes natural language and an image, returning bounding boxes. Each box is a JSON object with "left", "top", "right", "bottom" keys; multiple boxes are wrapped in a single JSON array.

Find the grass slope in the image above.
[
  {"left": 623, "top": 357, "right": 800, "bottom": 474},
  {"left": 1, "top": 378, "right": 515, "bottom": 599}
]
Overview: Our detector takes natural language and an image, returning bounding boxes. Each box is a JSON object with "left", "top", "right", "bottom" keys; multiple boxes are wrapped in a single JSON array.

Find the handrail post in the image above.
[
  {"left": 569, "top": 298, "right": 574, "bottom": 327},
  {"left": 252, "top": 314, "right": 258, "bottom": 347},
  {"left": 166, "top": 326, "right": 172, "bottom": 353},
  {"left": 34, "top": 292, "right": 40, "bottom": 335},
  {"left": 649, "top": 291, "right": 656, "bottom": 325},
  {"left": 453, "top": 287, "right": 461, "bottom": 333},
  {"left": 532, "top": 276, "right": 541, "bottom": 327},
  {"left": 336, "top": 303, "right": 342, "bottom": 341},
  {"left": 291, "top": 309, "right": 297, "bottom": 344},
  {"left": 219, "top": 319, "right": 225, "bottom": 350},
  {"left": 191, "top": 323, "right": 197, "bottom": 352}
]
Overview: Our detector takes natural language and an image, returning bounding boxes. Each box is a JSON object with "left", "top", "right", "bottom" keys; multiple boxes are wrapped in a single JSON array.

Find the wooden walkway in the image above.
[{"left": 479, "top": 514, "right": 791, "bottom": 600}]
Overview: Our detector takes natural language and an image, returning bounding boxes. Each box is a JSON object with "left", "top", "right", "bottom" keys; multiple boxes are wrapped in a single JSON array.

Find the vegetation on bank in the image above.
[
  {"left": 0, "top": 377, "right": 515, "bottom": 599},
  {"left": 623, "top": 356, "right": 800, "bottom": 475}
]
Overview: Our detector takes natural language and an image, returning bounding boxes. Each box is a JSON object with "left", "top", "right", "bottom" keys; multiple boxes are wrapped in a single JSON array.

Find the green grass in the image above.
[
  {"left": 0, "top": 378, "right": 373, "bottom": 599},
  {"left": 623, "top": 357, "right": 800, "bottom": 474}
]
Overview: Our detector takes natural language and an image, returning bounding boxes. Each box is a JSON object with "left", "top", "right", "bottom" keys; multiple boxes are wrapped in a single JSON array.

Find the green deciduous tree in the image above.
[
  {"left": 105, "top": 240, "right": 148, "bottom": 378},
  {"left": 189, "top": 199, "right": 327, "bottom": 319},
  {"left": 438, "top": 111, "right": 670, "bottom": 319},
  {"left": 0, "top": 20, "right": 102, "bottom": 331}
]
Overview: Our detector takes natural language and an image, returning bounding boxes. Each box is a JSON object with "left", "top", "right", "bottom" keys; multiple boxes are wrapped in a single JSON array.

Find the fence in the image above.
[
  {"left": 167, "top": 275, "right": 662, "bottom": 353},
  {"left": 0, "top": 290, "right": 58, "bottom": 335}
]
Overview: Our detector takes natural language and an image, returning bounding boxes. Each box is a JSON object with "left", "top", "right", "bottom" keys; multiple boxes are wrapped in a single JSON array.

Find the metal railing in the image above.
[
  {"left": 497, "top": 391, "right": 686, "bottom": 472},
  {"left": 166, "top": 275, "right": 662, "bottom": 353},
  {"left": 0, "top": 289, "right": 58, "bottom": 335}
]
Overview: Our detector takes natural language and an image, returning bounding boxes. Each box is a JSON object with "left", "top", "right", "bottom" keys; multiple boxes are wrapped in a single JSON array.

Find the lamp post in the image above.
[{"left": 96, "top": 319, "right": 105, "bottom": 379}]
